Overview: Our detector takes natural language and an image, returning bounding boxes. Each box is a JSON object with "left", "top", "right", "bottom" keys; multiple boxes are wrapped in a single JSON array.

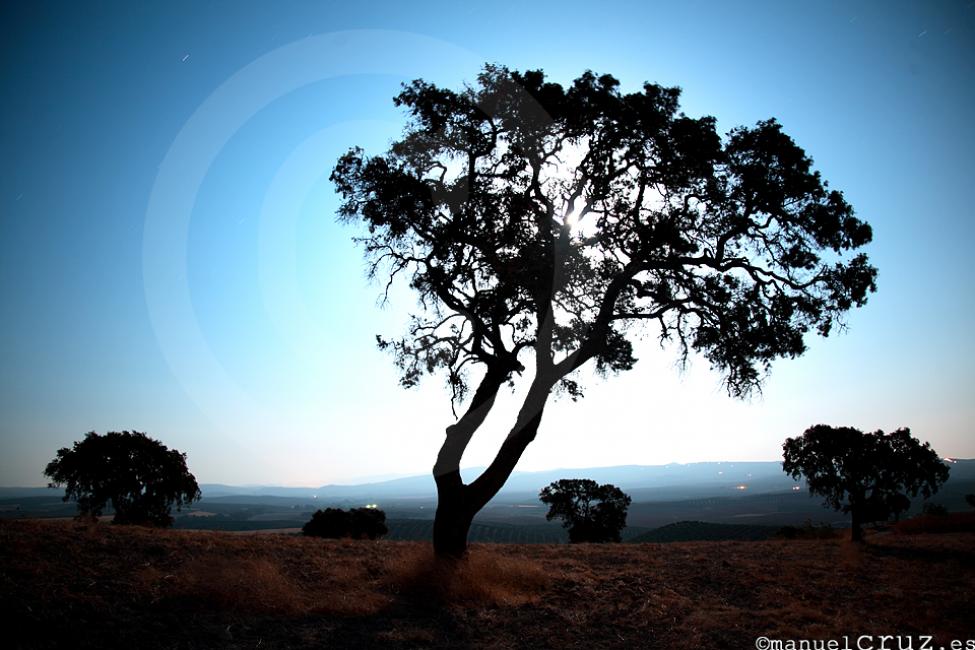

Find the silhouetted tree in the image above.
[
  {"left": 921, "top": 502, "right": 948, "bottom": 517},
  {"left": 302, "top": 507, "right": 388, "bottom": 539},
  {"left": 783, "top": 425, "right": 948, "bottom": 542},
  {"left": 332, "top": 65, "right": 877, "bottom": 556},
  {"left": 539, "top": 479, "right": 631, "bottom": 543},
  {"left": 350, "top": 507, "right": 388, "bottom": 539},
  {"left": 44, "top": 431, "right": 201, "bottom": 527},
  {"left": 965, "top": 494, "right": 975, "bottom": 510},
  {"left": 302, "top": 508, "right": 350, "bottom": 538}
]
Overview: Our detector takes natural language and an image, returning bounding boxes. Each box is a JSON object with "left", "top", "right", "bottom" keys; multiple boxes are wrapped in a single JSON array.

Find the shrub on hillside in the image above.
[
  {"left": 349, "top": 507, "right": 388, "bottom": 539},
  {"left": 302, "top": 507, "right": 388, "bottom": 540}
]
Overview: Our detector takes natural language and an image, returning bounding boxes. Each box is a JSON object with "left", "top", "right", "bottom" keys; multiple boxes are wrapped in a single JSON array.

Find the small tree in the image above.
[
  {"left": 539, "top": 479, "right": 631, "bottom": 543},
  {"left": 44, "top": 431, "right": 201, "bottom": 527},
  {"left": 782, "top": 425, "right": 949, "bottom": 542},
  {"left": 332, "top": 65, "right": 877, "bottom": 556},
  {"left": 302, "top": 507, "right": 388, "bottom": 540}
]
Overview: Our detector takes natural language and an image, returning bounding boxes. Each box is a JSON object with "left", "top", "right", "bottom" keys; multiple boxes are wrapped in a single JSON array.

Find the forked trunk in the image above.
[{"left": 431, "top": 379, "right": 551, "bottom": 557}]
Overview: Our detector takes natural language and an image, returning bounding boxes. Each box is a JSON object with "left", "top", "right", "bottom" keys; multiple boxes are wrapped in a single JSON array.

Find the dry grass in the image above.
[
  {"left": 2, "top": 519, "right": 973, "bottom": 649},
  {"left": 384, "top": 544, "right": 551, "bottom": 606},
  {"left": 893, "top": 511, "right": 975, "bottom": 535}
]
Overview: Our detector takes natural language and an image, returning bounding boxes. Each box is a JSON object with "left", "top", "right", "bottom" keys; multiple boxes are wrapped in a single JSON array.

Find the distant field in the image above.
[
  {"left": 628, "top": 520, "right": 781, "bottom": 543},
  {"left": 384, "top": 519, "right": 573, "bottom": 544},
  {"left": 171, "top": 517, "right": 576, "bottom": 542},
  {"left": 7, "top": 483, "right": 975, "bottom": 544},
  {"left": 2, "top": 519, "right": 972, "bottom": 649}
]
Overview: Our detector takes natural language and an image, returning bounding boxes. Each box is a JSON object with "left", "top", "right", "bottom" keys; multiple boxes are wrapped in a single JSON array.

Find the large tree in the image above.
[
  {"left": 782, "top": 425, "right": 949, "bottom": 541},
  {"left": 331, "top": 66, "right": 877, "bottom": 556},
  {"left": 44, "top": 431, "right": 201, "bottom": 527}
]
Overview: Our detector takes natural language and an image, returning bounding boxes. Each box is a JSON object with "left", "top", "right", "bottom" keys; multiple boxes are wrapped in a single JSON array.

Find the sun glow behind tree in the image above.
[
  {"left": 2, "top": 2, "right": 973, "bottom": 489},
  {"left": 332, "top": 65, "right": 876, "bottom": 554}
]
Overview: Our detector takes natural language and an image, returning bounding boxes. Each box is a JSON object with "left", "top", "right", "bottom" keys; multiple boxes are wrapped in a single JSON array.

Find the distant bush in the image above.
[
  {"left": 774, "top": 520, "right": 837, "bottom": 540},
  {"left": 349, "top": 508, "right": 388, "bottom": 539},
  {"left": 302, "top": 507, "right": 388, "bottom": 540},
  {"left": 302, "top": 508, "right": 347, "bottom": 538},
  {"left": 921, "top": 502, "right": 948, "bottom": 516},
  {"left": 539, "top": 479, "right": 631, "bottom": 543}
]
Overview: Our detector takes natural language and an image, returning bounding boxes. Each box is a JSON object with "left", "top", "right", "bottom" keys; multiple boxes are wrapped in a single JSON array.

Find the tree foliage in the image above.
[
  {"left": 302, "top": 507, "right": 388, "bottom": 540},
  {"left": 539, "top": 478, "right": 631, "bottom": 543},
  {"left": 331, "top": 64, "right": 878, "bottom": 556},
  {"left": 332, "top": 65, "right": 876, "bottom": 406},
  {"left": 782, "top": 425, "right": 949, "bottom": 541},
  {"left": 44, "top": 431, "right": 201, "bottom": 527}
]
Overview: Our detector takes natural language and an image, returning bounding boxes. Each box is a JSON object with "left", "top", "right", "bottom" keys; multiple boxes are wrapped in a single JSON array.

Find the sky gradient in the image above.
[{"left": 2, "top": 1, "right": 973, "bottom": 487}]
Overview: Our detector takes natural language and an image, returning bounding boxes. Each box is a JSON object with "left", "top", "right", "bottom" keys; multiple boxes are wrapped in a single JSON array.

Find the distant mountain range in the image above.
[
  {"left": 197, "top": 461, "right": 806, "bottom": 501},
  {"left": 5, "top": 460, "right": 974, "bottom": 538},
  {"left": 206, "top": 458, "right": 975, "bottom": 501},
  {"left": 6, "top": 459, "right": 971, "bottom": 503}
]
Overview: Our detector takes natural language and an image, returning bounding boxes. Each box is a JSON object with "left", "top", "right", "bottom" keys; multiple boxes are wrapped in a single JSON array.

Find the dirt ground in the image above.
[{"left": 1, "top": 519, "right": 972, "bottom": 649}]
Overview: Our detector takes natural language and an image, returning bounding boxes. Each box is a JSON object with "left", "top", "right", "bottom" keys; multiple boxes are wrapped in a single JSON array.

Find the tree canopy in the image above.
[
  {"left": 782, "top": 425, "right": 949, "bottom": 541},
  {"left": 44, "top": 431, "right": 201, "bottom": 527},
  {"left": 332, "top": 65, "right": 876, "bottom": 404},
  {"left": 331, "top": 65, "right": 878, "bottom": 556},
  {"left": 539, "top": 478, "right": 631, "bottom": 543}
]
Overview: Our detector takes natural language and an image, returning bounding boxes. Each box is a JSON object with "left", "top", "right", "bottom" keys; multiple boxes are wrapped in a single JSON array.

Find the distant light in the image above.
[
  {"left": 792, "top": 485, "right": 802, "bottom": 492},
  {"left": 718, "top": 471, "right": 723, "bottom": 475},
  {"left": 943, "top": 457, "right": 957, "bottom": 464},
  {"left": 735, "top": 484, "right": 748, "bottom": 491},
  {"left": 365, "top": 503, "right": 378, "bottom": 509},
  {"left": 313, "top": 495, "right": 317, "bottom": 499}
]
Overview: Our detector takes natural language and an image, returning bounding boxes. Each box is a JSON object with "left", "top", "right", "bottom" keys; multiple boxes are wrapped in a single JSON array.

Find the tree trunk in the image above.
[
  {"left": 430, "top": 369, "right": 508, "bottom": 558},
  {"left": 431, "top": 378, "right": 552, "bottom": 557},
  {"left": 432, "top": 470, "right": 475, "bottom": 557},
  {"left": 850, "top": 505, "right": 864, "bottom": 543}
]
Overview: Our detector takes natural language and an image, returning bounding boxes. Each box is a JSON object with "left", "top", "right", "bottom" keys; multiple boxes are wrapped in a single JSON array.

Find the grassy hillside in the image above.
[{"left": 2, "top": 520, "right": 973, "bottom": 649}]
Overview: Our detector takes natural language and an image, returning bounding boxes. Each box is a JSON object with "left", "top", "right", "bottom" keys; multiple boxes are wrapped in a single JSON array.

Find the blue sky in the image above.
[{"left": 1, "top": 1, "right": 973, "bottom": 487}]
